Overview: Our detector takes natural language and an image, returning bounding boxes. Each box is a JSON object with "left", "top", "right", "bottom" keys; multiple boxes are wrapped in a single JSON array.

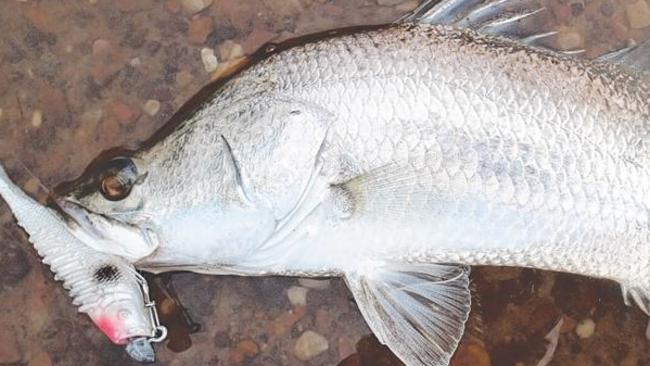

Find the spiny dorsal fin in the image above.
[
  {"left": 346, "top": 262, "right": 471, "bottom": 366},
  {"left": 399, "top": 0, "right": 584, "bottom": 55}
]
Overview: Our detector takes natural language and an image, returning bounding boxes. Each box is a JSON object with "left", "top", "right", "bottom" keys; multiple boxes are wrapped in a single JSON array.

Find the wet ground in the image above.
[{"left": 1, "top": 0, "right": 650, "bottom": 365}]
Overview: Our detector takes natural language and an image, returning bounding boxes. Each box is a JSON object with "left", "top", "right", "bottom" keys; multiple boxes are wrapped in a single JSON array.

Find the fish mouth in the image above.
[{"left": 54, "top": 198, "right": 161, "bottom": 261}]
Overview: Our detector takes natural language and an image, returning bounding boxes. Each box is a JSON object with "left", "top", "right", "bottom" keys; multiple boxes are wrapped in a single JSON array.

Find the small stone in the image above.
[
  {"left": 181, "top": 0, "right": 213, "bottom": 14},
  {"left": 294, "top": 330, "right": 329, "bottom": 361},
  {"left": 31, "top": 110, "right": 42, "bottom": 128},
  {"left": 143, "top": 99, "right": 161, "bottom": 116},
  {"left": 626, "top": 0, "right": 650, "bottom": 29},
  {"left": 28, "top": 350, "right": 52, "bottom": 366},
  {"left": 298, "top": 279, "right": 331, "bottom": 290},
  {"left": 176, "top": 70, "right": 194, "bottom": 87},
  {"left": 217, "top": 40, "right": 244, "bottom": 61},
  {"left": 267, "top": 307, "right": 305, "bottom": 338},
  {"left": 575, "top": 318, "right": 596, "bottom": 339},
  {"left": 129, "top": 57, "right": 142, "bottom": 67},
  {"left": 556, "top": 29, "right": 584, "bottom": 51},
  {"left": 0, "top": 327, "right": 21, "bottom": 363},
  {"left": 23, "top": 177, "right": 41, "bottom": 195},
  {"left": 450, "top": 340, "right": 491, "bottom": 366},
  {"left": 0, "top": 108, "right": 3, "bottom": 120},
  {"left": 228, "top": 339, "right": 259, "bottom": 364},
  {"left": 165, "top": 0, "right": 181, "bottom": 13},
  {"left": 92, "top": 39, "right": 111, "bottom": 59},
  {"left": 560, "top": 315, "right": 577, "bottom": 333},
  {"left": 201, "top": 47, "right": 218, "bottom": 72},
  {"left": 189, "top": 16, "right": 214, "bottom": 44},
  {"left": 287, "top": 286, "right": 308, "bottom": 307},
  {"left": 110, "top": 100, "right": 139, "bottom": 124}
]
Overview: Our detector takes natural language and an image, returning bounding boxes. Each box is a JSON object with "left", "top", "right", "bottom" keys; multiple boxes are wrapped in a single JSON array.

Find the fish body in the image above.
[
  {"left": 37, "top": 12, "right": 650, "bottom": 366},
  {"left": 119, "top": 24, "right": 650, "bottom": 289}
]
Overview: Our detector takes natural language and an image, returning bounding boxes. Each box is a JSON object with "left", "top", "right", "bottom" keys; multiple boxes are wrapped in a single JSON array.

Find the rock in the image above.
[
  {"left": 228, "top": 339, "right": 259, "bottom": 364},
  {"left": 560, "top": 315, "right": 577, "bottom": 333},
  {"left": 450, "top": 340, "right": 491, "bottom": 366},
  {"left": 0, "top": 327, "right": 21, "bottom": 363},
  {"left": 217, "top": 40, "right": 244, "bottom": 61},
  {"left": 201, "top": 47, "right": 219, "bottom": 72},
  {"left": 556, "top": 29, "right": 584, "bottom": 51},
  {"left": 92, "top": 39, "right": 111, "bottom": 59},
  {"left": 176, "top": 70, "right": 194, "bottom": 88},
  {"left": 294, "top": 330, "right": 329, "bottom": 361},
  {"left": 189, "top": 16, "right": 214, "bottom": 44},
  {"left": 181, "top": 0, "right": 213, "bottom": 14},
  {"left": 31, "top": 110, "right": 43, "bottom": 128},
  {"left": 110, "top": 100, "right": 139, "bottom": 124},
  {"left": 267, "top": 306, "right": 306, "bottom": 338},
  {"left": 23, "top": 177, "right": 41, "bottom": 195},
  {"left": 287, "top": 286, "right": 308, "bottom": 307},
  {"left": 575, "top": 318, "right": 596, "bottom": 338},
  {"left": 143, "top": 99, "right": 161, "bottom": 116},
  {"left": 298, "top": 278, "right": 331, "bottom": 290},
  {"left": 626, "top": 0, "right": 650, "bottom": 29},
  {"left": 28, "top": 350, "right": 52, "bottom": 366},
  {"left": 315, "top": 309, "right": 331, "bottom": 332},
  {"left": 165, "top": 0, "right": 182, "bottom": 13},
  {"left": 0, "top": 108, "right": 3, "bottom": 120}
]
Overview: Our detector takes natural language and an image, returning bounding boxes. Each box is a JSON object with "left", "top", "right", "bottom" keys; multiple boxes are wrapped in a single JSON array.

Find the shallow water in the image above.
[{"left": 0, "top": 0, "right": 649, "bottom": 365}]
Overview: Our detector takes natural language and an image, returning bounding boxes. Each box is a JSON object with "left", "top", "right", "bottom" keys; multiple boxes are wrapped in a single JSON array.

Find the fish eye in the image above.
[{"left": 99, "top": 158, "right": 138, "bottom": 201}]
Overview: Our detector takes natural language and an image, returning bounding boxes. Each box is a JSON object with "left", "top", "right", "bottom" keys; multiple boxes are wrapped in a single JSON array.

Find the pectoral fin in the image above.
[{"left": 345, "top": 262, "right": 471, "bottom": 366}]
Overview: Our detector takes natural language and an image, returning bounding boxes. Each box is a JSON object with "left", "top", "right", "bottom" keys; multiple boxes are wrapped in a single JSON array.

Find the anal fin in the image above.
[{"left": 345, "top": 262, "right": 471, "bottom": 366}]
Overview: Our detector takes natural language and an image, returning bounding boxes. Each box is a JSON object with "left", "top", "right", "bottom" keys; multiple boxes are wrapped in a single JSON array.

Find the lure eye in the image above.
[{"left": 99, "top": 158, "right": 138, "bottom": 201}]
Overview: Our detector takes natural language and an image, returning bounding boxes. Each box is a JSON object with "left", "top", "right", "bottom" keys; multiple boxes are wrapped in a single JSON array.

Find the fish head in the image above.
[
  {"left": 54, "top": 150, "right": 161, "bottom": 262},
  {"left": 54, "top": 141, "right": 278, "bottom": 266}
]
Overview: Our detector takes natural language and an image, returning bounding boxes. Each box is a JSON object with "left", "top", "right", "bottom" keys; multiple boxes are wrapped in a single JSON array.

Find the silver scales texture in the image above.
[{"left": 137, "top": 24, "right": 650, "bottom": 296}]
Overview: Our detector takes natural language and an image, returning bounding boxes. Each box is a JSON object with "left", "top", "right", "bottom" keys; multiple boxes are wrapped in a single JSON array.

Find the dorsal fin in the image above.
[{"left": 399, "top": 0, "right": 582, "bottom": 54}]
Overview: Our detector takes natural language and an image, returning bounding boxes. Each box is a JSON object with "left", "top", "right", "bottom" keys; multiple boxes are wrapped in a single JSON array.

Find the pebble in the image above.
[
  {"left": 450, "top": 340, "right": 491, "bottom": 366},
  {"left": 165, "top": 0, "right": 181, "bottom": 14},
  {"left": 293, "top": 330, "right": 329, "bottom": 361},
  {"left": 217, "top": 40, "right": 244, "bottom": 62},
  {"left": 0, "top": 108, "right": 3, "bottom": 120},
  {"left": 556, "top": 29, "right": 584, "bottom": 50},
  {"left": 31, "top": 110, "right": 42, "bottom": 128},
  {"left": 229, "top": 339, "right": 259, "bottom": 364},
  {"left": 189, "top": 16, "right": 214, "bottom": 44},
  {"left": 111, "top": 100, "right": 139, "bottom": 124},
  {"left": 0, "top": 327, "right": 21, "bottom": 363},
  {"left": 92, "top": 39, "right": 111, "bottom": 59},
  {"left": 176, "top": 70, "right": 194, "bottom": 87},
  {"left": 23, "top": 177, "right": 41, "bottom": 195},
  {"left": 626, "top": 0, "right": 650, "bottom": 29},
  {"left": 28, "top": 350, "right": 52, "bottom": 366},
  {"left": 201, "top": 47, "right": 219, "bottom": 72},
  {"left": 287, "top": 286, "right": 308, "bottom": 307},
  {"left": 181, "top": 0, "right": 213, "bottom": 14},
  {"left": 575, "top": 318, "right": 596, "bottom": 339},
  {"left": 298, "top": 279, "right": 331, "bottom": 290},
  {"left": 395, "top": 0, "right": 419, "bottom": 11},
  {"left": 143, "top": 99, "right": 161, "bottom": 116}
]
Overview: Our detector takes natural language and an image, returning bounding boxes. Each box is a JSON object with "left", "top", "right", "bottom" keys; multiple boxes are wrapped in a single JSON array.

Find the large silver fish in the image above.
[{"left": 3, "top": 0, "right": 650, "bottom": 364}]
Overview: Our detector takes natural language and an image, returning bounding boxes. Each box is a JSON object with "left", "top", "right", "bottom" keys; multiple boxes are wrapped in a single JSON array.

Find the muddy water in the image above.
[{"left": 0, "top": 1, "right": 649, "bottom": 365}]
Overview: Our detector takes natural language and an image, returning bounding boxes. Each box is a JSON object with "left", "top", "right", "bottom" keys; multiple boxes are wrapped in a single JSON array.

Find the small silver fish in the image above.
[
  {"left": 0, "top": 165, "right": 163, "bottom": 362},
  {"left": 4, "top": 0, "right": 650, "bottom": 364}
]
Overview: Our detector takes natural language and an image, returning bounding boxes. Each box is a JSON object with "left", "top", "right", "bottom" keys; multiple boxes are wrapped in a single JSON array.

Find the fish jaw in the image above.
[
  {"left": 55, "top": 197, "right": 160, "bottom": 262},
  {"left": 0, "top": 165, "right": 157, "bottom": 345}
]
